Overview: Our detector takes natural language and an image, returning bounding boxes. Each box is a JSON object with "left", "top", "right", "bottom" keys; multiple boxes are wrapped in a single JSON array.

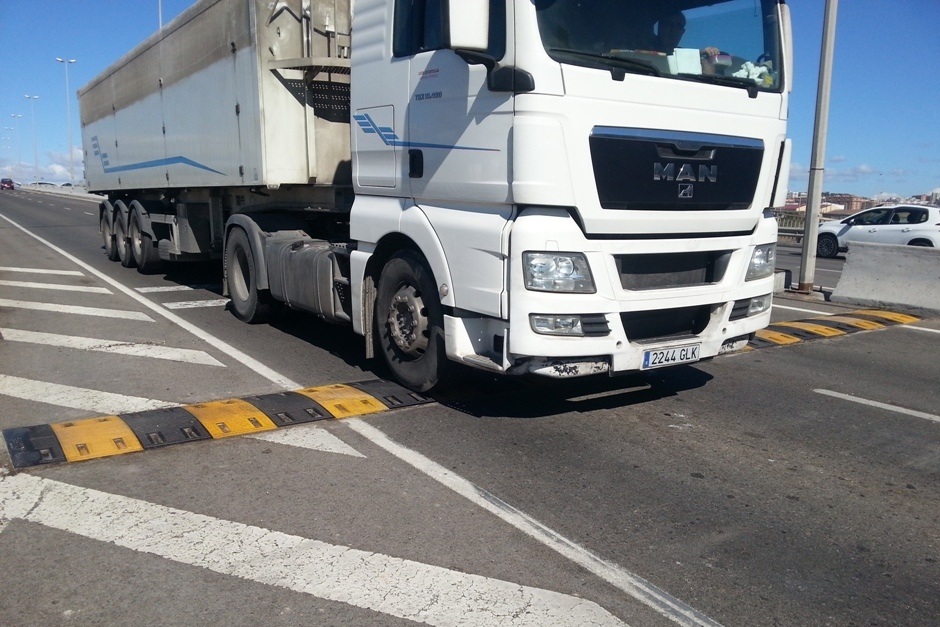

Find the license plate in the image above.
[{"left": 641, "top": 344, "right": 701, "bottom": 369}]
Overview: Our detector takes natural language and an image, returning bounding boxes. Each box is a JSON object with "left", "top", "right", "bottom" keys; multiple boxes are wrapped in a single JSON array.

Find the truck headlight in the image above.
[
  {"left": 523, "top": 252, "right": 596, "bottom": 293},
  {"left": 746, "top": 244, "right": 776, "bottom": 281}
]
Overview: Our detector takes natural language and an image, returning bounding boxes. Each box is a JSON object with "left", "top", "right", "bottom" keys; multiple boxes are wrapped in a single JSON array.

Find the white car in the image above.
[{"left": 816, "top": 204, "right": 940, "bottom": 258}]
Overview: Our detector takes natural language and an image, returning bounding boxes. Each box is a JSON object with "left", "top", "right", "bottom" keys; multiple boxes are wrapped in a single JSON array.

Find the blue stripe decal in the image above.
[
  {"left": 354, "top": 114, "right": 499, "bottom": 152},
  {"left": 91, "top": 136, "right": 225, "bottom": 176}
]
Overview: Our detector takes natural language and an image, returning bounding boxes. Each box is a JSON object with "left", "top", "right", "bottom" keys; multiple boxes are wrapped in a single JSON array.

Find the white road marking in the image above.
[
  {"left": 0, "top": 212, "right": 710, "bottom": 625},
  {"left": 345, "top": 419, "right": 723, "bottom": 627},
  {"left": 0, "top": 327, "right": 225, "bottom": 366},
  {"left": 898, "top": 325, "right": 940, "bottom": 335},
  {"left": 0, "top": 375, "right": 176, "bottom": 414},
  {"left": 136, "top": 286, "right": 194, "bottom": 293},
  {"left": 0, "top": 298, "right": 154, "bottom": 321},
  {"left": 0, "top": 474, "right": 625, "bottom": 627},
  {"left": 0, "top": 213, "right": 295, "bottom": 389},
  {"left": 772, "top": 304, "right": 834, "bottom": 316},
  {"left": 164, "top": 299, "right": 230, "bottom": 309},
  {"left": 0, "top": 266, "right": 84, "bottom": 276},
  {"left": 0, "top": 279, "right": 112, "bottom": 294},
  {"left": 83, "top": 211, "right": 94, "bottom": 216},
  {"left": 249, "top": 424, "right": 365, "bottom": 458},
  {"left": 815, "top": 389, "right": 940, "bottom": 424}
]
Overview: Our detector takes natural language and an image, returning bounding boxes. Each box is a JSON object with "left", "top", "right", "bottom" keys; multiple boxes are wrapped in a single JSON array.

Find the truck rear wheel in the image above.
[
  {"left": 375, "top": 251, "right": 448, "bottom": 393},
  {"left": 129, "top": 202, "right": 162, "bottom": 274},
  {"left": 225, "top": 227, "right": 274, "bottom": 324},
  {"left": 100, "top": 201, "right": 119, "bottom": 261},
  {"left": 113, "top": 202, "right": 136, "bottom": 268}
]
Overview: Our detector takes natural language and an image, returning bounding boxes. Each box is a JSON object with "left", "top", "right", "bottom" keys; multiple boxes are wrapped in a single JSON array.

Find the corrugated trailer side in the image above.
[{"left": 79, "top": 0, "right": 347, "bottom": 194}]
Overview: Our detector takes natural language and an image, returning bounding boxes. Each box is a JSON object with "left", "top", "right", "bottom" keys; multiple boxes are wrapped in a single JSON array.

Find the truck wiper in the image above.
[
  {"left": 548, "top": 48, "right": 660, "bottom": 79},
  {"left": 676, "top": 73, "right": 760, "bottom": 99}
]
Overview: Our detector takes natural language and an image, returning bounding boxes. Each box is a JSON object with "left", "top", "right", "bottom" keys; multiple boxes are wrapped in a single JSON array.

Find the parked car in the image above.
[
  {"left": 816, "top": 204, "right": 940, "bottom": 258},
  {"left": 1, "top": 178, "right": 14, "bottom": 190}
]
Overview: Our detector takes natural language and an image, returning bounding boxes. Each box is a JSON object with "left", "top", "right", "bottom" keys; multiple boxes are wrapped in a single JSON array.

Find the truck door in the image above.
[{"left": 404, "top": 1, "right": 512, "bottom": 204}]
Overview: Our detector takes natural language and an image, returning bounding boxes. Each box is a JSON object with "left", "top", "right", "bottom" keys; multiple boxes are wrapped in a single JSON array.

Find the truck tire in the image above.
[
  {"left": 114, "top": 202, "right": 137, "bottom": 268},
  {"left": 375, "top": 250, "right": 449, "bottom": 393},
  {"left": 816, "top": 233, "right": 839, "bottom": 259},
  {"left": 100, "top": 202, "right": 119, "bottom": 261},
  {"left": 225, "top": 227, "right": 274, "bottom": 323},
  {"left": 129, "top": 203, "right": 162, "bottom": 274}
]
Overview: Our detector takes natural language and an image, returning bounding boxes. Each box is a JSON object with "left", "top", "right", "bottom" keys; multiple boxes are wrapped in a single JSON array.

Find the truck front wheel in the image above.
[
  {"left": 375, "top": 251, "right": 448, "bottom": 393},
  {"left": 225, "top": 227, "right": 274, "bottom": 324}
]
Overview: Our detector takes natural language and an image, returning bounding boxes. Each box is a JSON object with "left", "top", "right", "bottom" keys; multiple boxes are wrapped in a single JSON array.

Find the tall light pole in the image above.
[
  {"left": 24, "top": 95, "right": 39, "bottom": 181},
  {"left": 56, "top": 58, "right": 78, "bottom": 183},
  {"left": 9, "top": 114, "right": 23, "bottom": 182}
]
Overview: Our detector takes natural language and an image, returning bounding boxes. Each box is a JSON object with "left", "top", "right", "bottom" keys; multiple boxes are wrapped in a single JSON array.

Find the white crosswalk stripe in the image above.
[
  {"left": 0, "top": 279, "right": 112, "bottom": 294},
  {"left": 0, "top": 474, "right": 625, "bottom": 627},
  {"left": 0, "top": 327, "right": 225, "bottom": 366},
  {"left": 0, "top": 297, "right": 154, "bottom": 321},
  {"left": 0, "top": 266, "right": 84, "bottom": 276},
  {"left": 0, "top": 375, "right": 176, "bottom": 414},
  {"left": 164, "top": 298, "right": 230, "bottom": 309}
]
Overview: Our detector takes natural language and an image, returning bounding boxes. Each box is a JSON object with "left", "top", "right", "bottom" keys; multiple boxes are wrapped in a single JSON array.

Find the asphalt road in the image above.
[{"left": 1, "top": 190, "right": 937, "bottom": 626}]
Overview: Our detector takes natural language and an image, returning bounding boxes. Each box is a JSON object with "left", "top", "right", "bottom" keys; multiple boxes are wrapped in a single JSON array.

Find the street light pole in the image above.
[
  {"left": 56, "top": 58, "right": 78, "bottom": 183},
  {"left": 24, "top": 95, "right": 39, "bottom": 181},
  {"left": 9, "top": 114, "right": 22, "bottom": 182}
]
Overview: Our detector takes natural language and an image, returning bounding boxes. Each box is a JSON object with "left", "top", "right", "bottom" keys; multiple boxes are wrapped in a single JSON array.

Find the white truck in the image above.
[{"left": 79, "top": 0, "right": 792, "bottom": 392}]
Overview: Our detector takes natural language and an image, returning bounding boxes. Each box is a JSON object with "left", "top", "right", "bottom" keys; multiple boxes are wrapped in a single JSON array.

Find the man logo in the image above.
[{"left": 678, "top": 184, "right": 694, "bottom": 199}]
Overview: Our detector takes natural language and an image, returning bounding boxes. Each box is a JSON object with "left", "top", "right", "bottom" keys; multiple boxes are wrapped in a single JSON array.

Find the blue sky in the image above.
[{"left": 1, "top": 0, "right": 938, "bottom": 199}]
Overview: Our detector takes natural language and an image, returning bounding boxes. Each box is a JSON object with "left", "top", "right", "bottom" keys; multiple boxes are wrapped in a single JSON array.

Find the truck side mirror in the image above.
[{"left": 447, "top": 0, "right": 489, "bottom": 52}]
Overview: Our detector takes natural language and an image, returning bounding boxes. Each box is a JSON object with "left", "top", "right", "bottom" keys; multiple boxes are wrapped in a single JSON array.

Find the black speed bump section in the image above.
[{"left": 2, "top": 378, "right": 432, "bottom": 469}]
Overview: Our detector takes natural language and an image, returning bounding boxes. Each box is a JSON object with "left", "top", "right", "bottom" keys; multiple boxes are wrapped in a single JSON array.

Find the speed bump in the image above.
[
  {"left": 2, "top": 379, "right": 432, "bottom": 469},
  {"left": 51, "top": 416, "right": 144, "bottom": 462},
  {"left": 747, "top": 308, "right": 920, "bottom": 351}
]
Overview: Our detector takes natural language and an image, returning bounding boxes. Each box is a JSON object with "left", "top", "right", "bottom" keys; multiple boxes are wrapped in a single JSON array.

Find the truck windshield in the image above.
[{"left": 535, "top": 0, "right": 784, "bottom": 93}]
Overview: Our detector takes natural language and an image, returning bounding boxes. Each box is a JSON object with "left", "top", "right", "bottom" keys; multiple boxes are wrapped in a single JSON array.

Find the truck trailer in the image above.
[{"left": 79, "top": 0, "right": 792, "bottom": 392}]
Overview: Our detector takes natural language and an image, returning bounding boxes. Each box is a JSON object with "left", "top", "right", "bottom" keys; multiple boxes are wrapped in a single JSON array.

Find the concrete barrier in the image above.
[{"left": 831, "top": 242, "right": 940, "bottom": 315}]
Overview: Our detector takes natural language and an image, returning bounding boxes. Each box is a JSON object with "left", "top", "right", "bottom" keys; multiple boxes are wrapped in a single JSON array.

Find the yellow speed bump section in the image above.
[
  {"left": 184, "top": 398, "right": 277, "bottom": 438},
  {"left": 854, "top": 309, "right": 920, "bottom": 324},
  {"left": 772, "top": 320, "right": 846, "bottom": 338},
  {"left": 755, "top": 329, "right": 801, "bottom": 345},
  {"left": 295, "top": 384, "right": 388, "bottom": 419},
  {"left": 822, "top": 315, "right": 885, "bottom": 331},
  {"left": 50, "top": 416, "right": 144, "bottom": 462}
]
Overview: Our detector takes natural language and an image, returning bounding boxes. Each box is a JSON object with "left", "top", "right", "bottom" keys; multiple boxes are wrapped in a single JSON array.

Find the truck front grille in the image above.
[
  {"left": 616, "top": 251, "right": 731, "bottom": 290},
  {"left": 621, "top": 305, "right": 713, "bottom": 342}
]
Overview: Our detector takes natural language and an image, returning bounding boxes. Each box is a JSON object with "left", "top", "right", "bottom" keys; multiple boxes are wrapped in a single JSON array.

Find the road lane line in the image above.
[
  {"left": 0, "top": 473, "right": 625, "bottom": 627},
  {"left": 0, "top": 212, "right": 297, "bottom": 390},
  {"left": 0, "top": 266, "right": 84, "bottom": 276},
  {"left": 136, "top": 286, "right": 194, "bottom": 293},
  {"left": 815, "top": 389, "right": 940, "bottom": 424},
  {"left": 0, "top": 375, "right": 176, "bottom": 414},
  {"left": 0, "top": 327, "right": 225, "bottom": 366},
  {"left": 0, "top": 279, "right": 112, "bottom": 294},
  {"left": 0, "top": 298, "right": 154, "bottom": 321},
  {"left": 164, "top": 299, "right": 230, "bottom": 309},
  {"left": 772, "top": 304, "right": 834, "bottom": 316},
  {"left": 249, "top": 424, "right": 366, "bottom": 458},
  {"left": 345, "top": 418, "right": 723, "bottom": 627},
  {"left": 897, "top": 325, "right": 940, "bottom": 335},
  {"left": 0, "top": 212, "right": 716, "bottom": 625}
]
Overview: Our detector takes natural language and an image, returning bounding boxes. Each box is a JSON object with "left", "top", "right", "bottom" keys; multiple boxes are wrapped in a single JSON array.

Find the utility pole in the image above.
[
  {"left": 798, "top": 0, "right": 839, "bottom": 292},
  {"left": 56, "top": 58, "right": 78, "bottom": 183},
  {"left": 24, "top": 95, "right": 39, "bottom": 181}
]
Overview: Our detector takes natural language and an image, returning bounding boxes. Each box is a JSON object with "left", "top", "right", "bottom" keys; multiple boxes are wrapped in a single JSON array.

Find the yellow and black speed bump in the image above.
[
  {"left": 2, "top": 379, "right": 432, "bottom": 469},
  {"left": 748, "top": 308, "right": 920, "bottom": 350}
]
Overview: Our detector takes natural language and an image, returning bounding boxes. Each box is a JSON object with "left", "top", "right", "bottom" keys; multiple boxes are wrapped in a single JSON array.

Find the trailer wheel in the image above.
[
  {"left": 375, "top": 251, "right": 448, "bottom": 392},
  {"left": 129, "top": 203, "right": 162, "bottom": 274},
  {"left": 100, "top": 203, "right": 119, "bottom": 261},
  {"left": 114, "top": 203, "right": 136, "bottom": 268},
  {"left": 225, "top": 227, "right": 273, "bottom": 324}
]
